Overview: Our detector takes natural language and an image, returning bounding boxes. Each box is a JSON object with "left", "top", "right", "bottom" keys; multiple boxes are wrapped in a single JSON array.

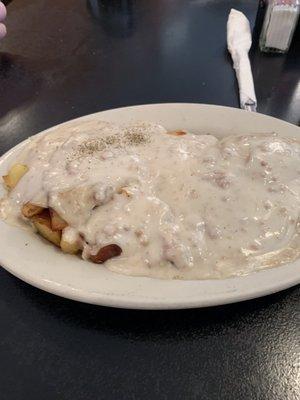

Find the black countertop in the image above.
[{"left": 0, "top": 1, "right": 299, "bottom": 399}]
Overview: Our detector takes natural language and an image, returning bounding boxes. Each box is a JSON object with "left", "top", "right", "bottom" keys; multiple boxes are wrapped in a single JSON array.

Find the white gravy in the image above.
[{"left": 1, "top": 120, "right": 300, "bottom": 280}]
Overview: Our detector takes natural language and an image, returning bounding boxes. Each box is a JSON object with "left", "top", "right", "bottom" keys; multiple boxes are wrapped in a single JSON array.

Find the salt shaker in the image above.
[{"left": 259, "top": 0, "right": 300, "bottom": 53}]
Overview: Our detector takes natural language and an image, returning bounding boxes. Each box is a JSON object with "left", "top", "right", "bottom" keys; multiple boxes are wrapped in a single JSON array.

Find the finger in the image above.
[
  {"left": 0, "top": 2, "right": 7, "bottom": 22},
  {"left": 0, "top": 23, "right": 6, "bottom": 39}
]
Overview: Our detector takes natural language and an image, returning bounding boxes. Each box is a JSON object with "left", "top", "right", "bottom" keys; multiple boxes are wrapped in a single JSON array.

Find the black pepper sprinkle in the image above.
[{"left": 67, "top": 128, "right": 151, "bottom": 162}]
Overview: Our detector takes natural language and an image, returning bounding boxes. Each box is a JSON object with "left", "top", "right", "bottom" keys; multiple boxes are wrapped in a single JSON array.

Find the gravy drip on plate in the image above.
[{"left": 1, "top": 119, "right": 300, "bottom": 279}]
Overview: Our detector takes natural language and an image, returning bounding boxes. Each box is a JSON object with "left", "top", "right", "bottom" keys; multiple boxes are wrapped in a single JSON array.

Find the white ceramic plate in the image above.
[{"left": 0, "top": 104, "right": 299, "bottom": 309}]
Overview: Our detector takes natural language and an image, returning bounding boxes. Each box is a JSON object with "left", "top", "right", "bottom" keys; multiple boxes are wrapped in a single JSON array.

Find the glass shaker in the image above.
[{"left": 259, "top": 0, "right": 300, "bottom": 53}]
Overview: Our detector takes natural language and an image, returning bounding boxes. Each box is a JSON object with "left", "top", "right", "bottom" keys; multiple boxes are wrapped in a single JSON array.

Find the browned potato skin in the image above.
[
  {"left": 32, "top": 209, "right": 61, "bottom": 247},
  {"left": 90, "top": 244, "right": 122, "bottom": 264},
  {"left": 22, "top": 202, "right": 44, "bottom": 218},
  {"left": 50, "top": 209, "right": 68, "bottom": 231},
  {"left": 2, "top": 175, "right": 12, "bottom": 189},
  {"left": 30, "top": 209, "right": 51, "bottom": 225}
]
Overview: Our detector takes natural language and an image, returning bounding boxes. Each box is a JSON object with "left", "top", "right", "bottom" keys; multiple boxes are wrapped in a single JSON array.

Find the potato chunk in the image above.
[
  {"left": 60, "top": 239, "right": 80, "bottom": 254},
  {"left": 32, "top": 209, "right": 61, "bottom": 247},
  {"left": 2, "top": 164, "right": 28, "bottom": 189},
  {"left": 50, "top": 209, "right": 68, "bottom": 231},
  {"left": 22, "top": 202, "right": 44, "bottom": 218}
]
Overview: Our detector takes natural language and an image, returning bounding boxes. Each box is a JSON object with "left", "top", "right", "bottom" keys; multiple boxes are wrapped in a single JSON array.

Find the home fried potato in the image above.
[
  {"left": 60, "top": 238, "right": 80, "bottom": 254},
  {"left": 2, "top": 164, "right": 28, "bottom": 190},
  {"left": 21, "top": 202, "right": 44, "bottom": 218},
  {"left": 50, "top": 209, "right": 68, "bottom": 231},
  {"left": 32, "top": 209, "right": 61, "bottom": 247}
]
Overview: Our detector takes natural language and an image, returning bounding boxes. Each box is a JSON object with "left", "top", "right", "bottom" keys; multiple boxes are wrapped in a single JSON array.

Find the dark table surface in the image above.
[{"left": 0, "top": 1, "right": 299, "bottom": 399}]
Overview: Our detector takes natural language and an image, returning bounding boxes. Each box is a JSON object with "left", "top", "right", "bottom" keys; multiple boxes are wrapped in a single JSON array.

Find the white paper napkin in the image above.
[{"left": 227, "top": 9, "right": 257, "bottom": 112}]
